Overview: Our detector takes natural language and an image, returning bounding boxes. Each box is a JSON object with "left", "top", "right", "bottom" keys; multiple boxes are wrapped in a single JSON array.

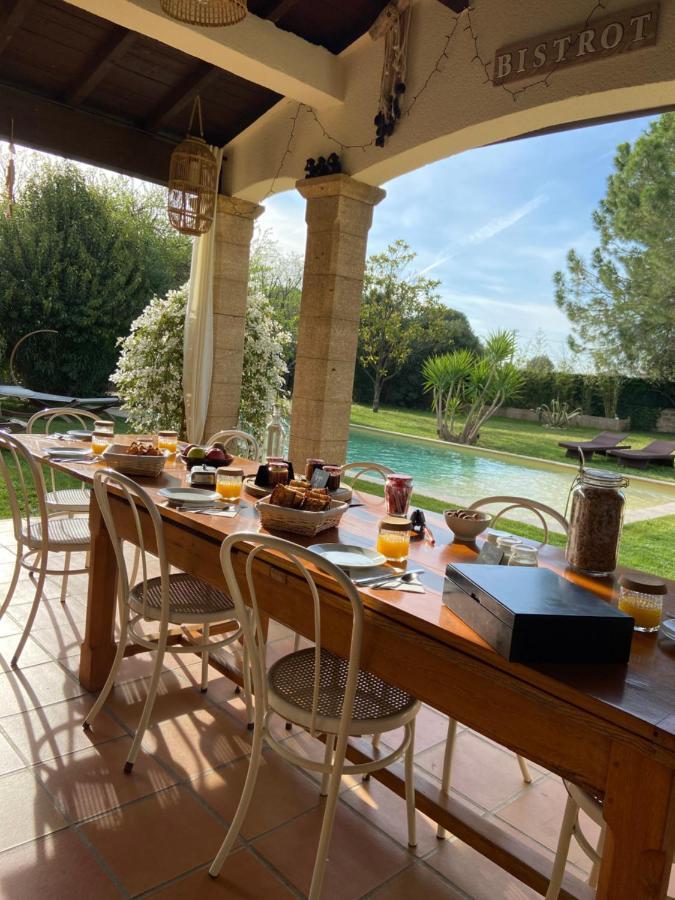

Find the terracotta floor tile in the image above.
[
  {"left": 0, "top": 634, "right": 51, "bottom": 673},
  {"left": 80, "top": 785, "right": 223, "bottom": 895},
  {"left": 0, "top": 828, "right": 121, "bottom": 899},
  {"left": 144, "top": 707, "right": 251, "bottom": 780},
  {"left": 28, "top": 620, "right": 85, "bottom": 660},
  {"left": 0, "top": 733, "right": 25, "bottom": 776},
  {"left": 0, "top": 770, "right": 67, "bottom": 852},
  {"left": 150, "top": 850, "right": 296, "bottom": 899},
  {"left": 0, "top": 696, "right": 124, "bottom": 764},
  {"left": 427, "top": 838, "right": 541, "bottom": 900},
  {"left": 495, "top": 775, "right": 601, "bottom": 873},
  {"left": 102, "top": 667, "right": 211, "bottom": 730},
  {"left": 415, "top": 729, "right": 536, "bottom": 810},
  {"left": 1, "top": 576, "right": 63, "bottom": 605},
  {"left": 60, "top": 649, "right": 186, "bottom": 686},
  {"left": 7, "top": 595, "right": 86, "bottom": 631},
  {"left": 254, "top": 801, "right": 410, "bottom": 900},
  {"left": 275, "top": 730, "right": 359, "bottom": 793},
  {"left": 0, "top": 617, "right": 21, "bottom": 638},
  {"left": 0, "top": 661, "right": 86, "bottom": 716},
  {"left": 381, "top": 704, "right": 453, "bottom": 756},
  {"left": 370, "top": 862, "right": 465, "bottom": 899},
  {"left": 34, "top": 736, "right": 177, "bottom": 821},
  {"left": 267, "top": 619, "right": 295, "bottom": 642},
  {"left": 192, "top": 749, "right": 321, "bottom": 840},
  {"left": 341, "top": 774, "right": 445, "bottom": 858}
]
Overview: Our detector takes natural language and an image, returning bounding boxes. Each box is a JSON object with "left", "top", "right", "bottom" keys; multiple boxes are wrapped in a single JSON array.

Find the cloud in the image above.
[
  {"left": 441, "top": 291, "right": 570, "bottom": 342},
  {"left": 418, "top": 194, "right": 547, "bottom": 275}
]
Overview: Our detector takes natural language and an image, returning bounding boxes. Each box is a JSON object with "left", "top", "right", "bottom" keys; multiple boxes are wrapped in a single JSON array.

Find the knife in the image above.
[{"left": 352, "top": 568, "right": 424, "bottom": 587}]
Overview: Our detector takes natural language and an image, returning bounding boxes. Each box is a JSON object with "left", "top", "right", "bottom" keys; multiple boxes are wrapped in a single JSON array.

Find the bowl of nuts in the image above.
[
  {"left": 102, "top": 441, "right": 168, "bottom": 478},
  {"left": 443, "top": 508, "right": 492, "bottom": 543}
]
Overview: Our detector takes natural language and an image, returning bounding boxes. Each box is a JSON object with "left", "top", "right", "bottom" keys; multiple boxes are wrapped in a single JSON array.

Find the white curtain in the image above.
[{"left": 183, "top": 146, "right": 224, "bottom": 444}]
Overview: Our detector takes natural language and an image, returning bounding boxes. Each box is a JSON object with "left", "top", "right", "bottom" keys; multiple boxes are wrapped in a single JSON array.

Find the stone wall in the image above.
[{"left": 501, "top": 408, "right": 630, "bottom": 432}]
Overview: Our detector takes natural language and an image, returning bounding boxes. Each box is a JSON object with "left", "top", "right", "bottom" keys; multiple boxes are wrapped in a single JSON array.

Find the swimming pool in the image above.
[{"left": 347, "top": 426, "right": 675, "bottom": 518}]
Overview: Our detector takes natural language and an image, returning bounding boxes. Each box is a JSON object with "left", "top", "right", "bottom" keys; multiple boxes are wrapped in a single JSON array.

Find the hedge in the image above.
[{"left": 353, "top": 366, "right": 675, "bottom": 427}]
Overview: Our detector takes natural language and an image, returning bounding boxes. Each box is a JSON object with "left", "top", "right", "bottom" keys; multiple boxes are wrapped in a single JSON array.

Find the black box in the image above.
[{"left": 443, "top": 564, "right": 634, "bottom": 664}]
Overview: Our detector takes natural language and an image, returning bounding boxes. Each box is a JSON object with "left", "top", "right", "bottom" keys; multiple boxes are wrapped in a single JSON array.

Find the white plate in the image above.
[
  {"left": 65, "top": 429, "right": 93, "bottom": 441},
  {"left": 661, "top": 619, "right": 675, "bottom": 641},
  {"left": 45, "top": 447, "right": 93, "bottom": 459},
  {"left": 159, "top": 487, "right": 220, "bottom": 505},
  {"left": 308, "top": 544, "right": 386, "bottom": 569}
]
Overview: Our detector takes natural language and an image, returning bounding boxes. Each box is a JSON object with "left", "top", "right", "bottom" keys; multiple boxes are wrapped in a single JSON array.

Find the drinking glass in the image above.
[
  {"left": 157, "top": 430, "right": 178, "bottom": 453},
  {"left": 216, "top": 467, "right": 244, "bottom": 504}
]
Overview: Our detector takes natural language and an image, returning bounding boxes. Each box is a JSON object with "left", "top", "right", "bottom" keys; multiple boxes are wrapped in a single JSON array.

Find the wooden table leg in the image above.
[
  {"left": 79, "top": 491, "right": 118, "bottom": 691},
  {"left": 597, "top": 742, "right": 675, "bottom": 899}
]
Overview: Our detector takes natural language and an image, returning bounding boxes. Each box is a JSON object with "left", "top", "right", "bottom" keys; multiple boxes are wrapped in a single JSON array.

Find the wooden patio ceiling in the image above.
[{"left": 0, "top": 0, "right": 395, "bottom": 183}]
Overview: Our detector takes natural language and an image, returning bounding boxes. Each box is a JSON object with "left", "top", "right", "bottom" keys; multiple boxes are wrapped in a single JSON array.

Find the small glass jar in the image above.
[
  {"left": 268, "top": 462, "right": 289, "bottom": 487},
  {"left": 323, "top": 465, "right": 342, "bottom": 492},
  {"left": 216, "top": 466, "right": 244, "bottom": 504},
  {"left": 496, "top": 535, "right": 523, "bottom": 562},
  {"left": 618, "top": 574, "right": 667, "bottom": 633},
  {"left": 376, "top": 515, "right": 411, "bottom": 563},
  {"left": 385, "top": 474, "right": 414, "bottom": 517},
  {"left": 566, "top": 469, "right": 627, "bottom": 576},
  {"left": 157, "top": 430, "right": 178, "bottom": 453},
  {"left": 508, "top": 546, "right": 539, "bottom": 567},
  {"left": 92, "top": 420, "right": 114, "bottom": 455}
]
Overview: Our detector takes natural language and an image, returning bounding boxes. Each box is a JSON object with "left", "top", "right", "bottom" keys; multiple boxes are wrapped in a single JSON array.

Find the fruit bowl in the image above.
[
  {"left": 180, "top": 449, "right": 234, "bottom": 469},
  {"left": 444, "top": 508, "right": 492, "bottom": 543}
]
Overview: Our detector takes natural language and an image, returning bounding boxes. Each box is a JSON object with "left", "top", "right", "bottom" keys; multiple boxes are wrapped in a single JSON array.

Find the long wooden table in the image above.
[{"left": 17, "top": 434, "right": 675, "bottom": 900}]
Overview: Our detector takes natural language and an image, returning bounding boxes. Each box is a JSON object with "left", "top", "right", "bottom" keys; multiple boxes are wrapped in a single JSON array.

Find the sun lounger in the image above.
[
  {"left": 558, "top": 431, "right": 630, "bottom": 459},
  {"left": 0, "top": 385, "right": 119, "bottom": 417},
  {"left": 607, "top": 440, "right": 675, "bottom": 469}
]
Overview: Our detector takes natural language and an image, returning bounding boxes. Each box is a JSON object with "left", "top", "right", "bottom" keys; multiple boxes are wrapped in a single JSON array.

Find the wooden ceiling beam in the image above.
[
  {"left": 0, "top": 0, "right": 37, "bottom": 57},
  {"left": 267, "top": 0, "right": 301, "bottom": 24},
  {"left": 144, "top": 62, "right": 220, "bottom": 133},
  {"left": 65, "top": 28, "right": 137, "bottom": 106},
  {"left": 63, "top": 0, "right": 344, "bottom": 108},
  {"left": 0, "top": 82, "right": 176, "bottom": 184}
]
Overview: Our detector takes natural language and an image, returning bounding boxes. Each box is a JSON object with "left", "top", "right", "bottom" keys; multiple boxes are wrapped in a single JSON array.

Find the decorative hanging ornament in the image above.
[
  {"left": 369, "top": 0, "right": 411, "bottom": 147},
  {"left": 4, "top": 117, "right": 16, "bottom": 220},
  {"left": 167, "top": 96, "right": 218, "bottom": 236},
  {"left": 160, "top": 0, "right": 247, "bottom": 27}
]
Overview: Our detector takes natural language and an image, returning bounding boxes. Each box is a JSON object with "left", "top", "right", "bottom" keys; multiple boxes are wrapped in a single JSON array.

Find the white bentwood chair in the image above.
[
  {"left": 546, "top": 781, "right": 605, "bottom": 899},
  {"left": 0, "top": 431, "right": 91, "bottom": 663},
  {"left": 436, "top": 496, "right": 570, "bottom": 839},
  {"left": 209, "top": 533, "right": 421, "bottom": 899},
  {"left": 26, "top": 407, "right": 99, "bottom": 516},
  {"left": 340, "top": 461, "right": 393, "bottom": 499},
  {"left": 83, "top": 469, "right": 248, "bottom": 773},
  {"left": 206, "top": 430, "right": 259, "bottom": 461}
]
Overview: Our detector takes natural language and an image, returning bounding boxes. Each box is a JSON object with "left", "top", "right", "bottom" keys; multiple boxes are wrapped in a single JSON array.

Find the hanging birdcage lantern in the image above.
[
  {"left": 167, "top": 96, "right": 218, "bottom": 236},
  {"left": 160, "top": 0, "right": 247, "bottom": 26}
]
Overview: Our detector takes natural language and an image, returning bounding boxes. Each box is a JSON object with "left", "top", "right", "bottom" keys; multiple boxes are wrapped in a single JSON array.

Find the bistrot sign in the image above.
[{"left": 493, "top": 3, "right": 659, "bottom": 86}]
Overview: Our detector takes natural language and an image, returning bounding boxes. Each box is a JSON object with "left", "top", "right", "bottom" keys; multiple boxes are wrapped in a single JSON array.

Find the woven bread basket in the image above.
[
  {"left": 102, "top": 444, "right": 168, "bottom": 478},
  {"left": 256, "top": 499, "right": 348, "bottom": 536}
]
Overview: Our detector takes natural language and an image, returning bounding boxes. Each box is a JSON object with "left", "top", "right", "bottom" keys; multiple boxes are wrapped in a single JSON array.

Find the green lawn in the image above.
[
  {"left": 351, "top": 403, "right": 675, "bottom": 483},
  {"left": 346, "top": 478, "right": 675, "bottom": 579}
]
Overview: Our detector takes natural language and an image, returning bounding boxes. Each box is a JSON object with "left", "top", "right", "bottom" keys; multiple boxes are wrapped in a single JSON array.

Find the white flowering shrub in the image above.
[
  {"left": 112, "top": 286, "right": 187, "bottom": 435},
  {"left": 112, "top": 284, "right": 289, "bottom": 440}
]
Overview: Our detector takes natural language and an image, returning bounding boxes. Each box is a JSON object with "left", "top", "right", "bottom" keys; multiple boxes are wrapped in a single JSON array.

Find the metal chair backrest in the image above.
[
  {"left": 468, "top": 495, "right": 569, "bottom": 545},
  {"left": 220, "top": 532, "right": 364, "bottom": 738},
  {"left": 0, "top": 431, "right": 50, "bottom": 544},
  {"left": 93, "top": 469, "right": 171, "bottom": 625},
  {"left": 27, "top": 407, "right": 99, "bottom": 494},
  {"left": 206, "top": 430, "right": 259, "bottom": 461},
  {"left": 340, "top": 461, "right": 394, "bottom": 498}
]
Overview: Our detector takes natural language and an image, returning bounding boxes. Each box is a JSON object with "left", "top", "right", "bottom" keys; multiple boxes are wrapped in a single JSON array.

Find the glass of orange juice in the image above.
[
  {"left": 92, "top": 420, "right": 114, "bottom": 455},
  {"left": 618, "top": 575, "right": 666, "bottom": 633},
  {"left": 216, "top": 466, "right": 244, "bottom": 504},
  {"left": 376, "top": 515, "right": 411, "bottom": 562},
  {"left": 157, "top": 430, "right": 178, "bottom": 453}
]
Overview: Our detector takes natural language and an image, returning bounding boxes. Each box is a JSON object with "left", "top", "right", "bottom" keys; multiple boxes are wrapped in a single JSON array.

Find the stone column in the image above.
[
  {"left": 289, "top": 174, "right": 385, "bottom": 468},
  {"left": 204, "top": 195, "right": 263, "bottom": 441}
]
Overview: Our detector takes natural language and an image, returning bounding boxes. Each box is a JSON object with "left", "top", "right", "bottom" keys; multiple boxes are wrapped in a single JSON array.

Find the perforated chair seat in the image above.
[
  {"left": 268, "top": 647, "right": 420, "bottom": 736},
  {"left": 129, "top": 573, "right": 236, "bottom": 625},
  {"left": 45, "top": 487, "right": 91, "bottom": 512},
  {"left": 27, "top": 516, "right": 91, "bottom": 548}
]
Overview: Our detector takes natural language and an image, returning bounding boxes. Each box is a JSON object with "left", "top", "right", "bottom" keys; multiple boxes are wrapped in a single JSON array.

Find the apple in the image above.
[
  {"left": 186, "top": 446, "right": 206, "bottom": 459},
  {"left": 205, "top": 447, "right": 227, "bottom": 462}
]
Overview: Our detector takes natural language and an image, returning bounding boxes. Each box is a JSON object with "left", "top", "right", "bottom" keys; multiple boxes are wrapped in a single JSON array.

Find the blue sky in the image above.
[{"left": 262, "top": 114, "right": 655, "bottom": 363}]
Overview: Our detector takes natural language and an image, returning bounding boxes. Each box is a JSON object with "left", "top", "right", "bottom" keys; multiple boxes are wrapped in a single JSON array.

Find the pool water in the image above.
[{"left": 347, "top": 427, "right": 675, "bottom": 517}]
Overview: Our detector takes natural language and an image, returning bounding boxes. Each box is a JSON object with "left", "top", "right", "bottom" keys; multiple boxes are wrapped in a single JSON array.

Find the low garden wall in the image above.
[{"left": 501, "top": 408, "right": 631, "bottom": 431}]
